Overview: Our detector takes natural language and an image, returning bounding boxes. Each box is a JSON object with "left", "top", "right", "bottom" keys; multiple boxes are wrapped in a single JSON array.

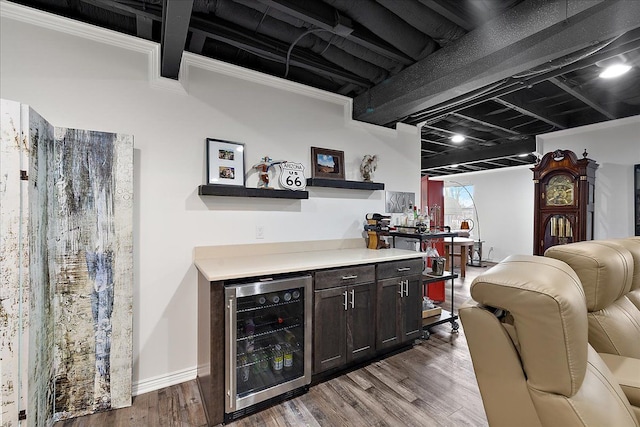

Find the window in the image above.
[{"left": 444, "top": 184, "right": 475, "bottom": 230}]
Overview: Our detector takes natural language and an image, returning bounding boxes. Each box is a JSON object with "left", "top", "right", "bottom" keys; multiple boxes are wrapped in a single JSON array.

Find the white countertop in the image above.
[{"left": 195, "top": 247, "right": 425, "bottom": 282}]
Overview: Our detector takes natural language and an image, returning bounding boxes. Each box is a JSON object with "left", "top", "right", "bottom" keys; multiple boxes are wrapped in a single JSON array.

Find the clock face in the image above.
[{"left": 545, "top": 175, "right": 575, "bottom": 206}]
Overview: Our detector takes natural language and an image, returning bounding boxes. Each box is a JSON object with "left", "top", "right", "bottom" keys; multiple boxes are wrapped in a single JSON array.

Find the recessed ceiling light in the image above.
[
  {"left": 518, "top": 153, "right": 529, "bottom": 157},
  {"left": 599, "top": 64, "right": 632, "bottom": 79},
  {"left": 451, "top": 134, "right": 465, "bottom": 143},
  {"left": 450, "top": 164, "right": 459, "bottom": 168}
]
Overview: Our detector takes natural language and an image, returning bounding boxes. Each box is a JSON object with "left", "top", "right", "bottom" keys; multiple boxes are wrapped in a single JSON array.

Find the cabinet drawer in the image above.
[
  {"left": 314, "top": 265, "right": 375, "bottom": 290},
  {"left": 377, "top": 258, "right": 424, "bottom": 280}
]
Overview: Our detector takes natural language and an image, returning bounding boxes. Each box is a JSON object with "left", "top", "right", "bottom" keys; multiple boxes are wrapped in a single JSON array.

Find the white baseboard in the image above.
[{"left": 132, "top": 366, "right": 197, "bottom": 396}]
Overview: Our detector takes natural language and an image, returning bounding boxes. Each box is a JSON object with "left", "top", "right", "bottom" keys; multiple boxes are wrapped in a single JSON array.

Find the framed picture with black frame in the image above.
[
  {"left": 311, "top": 147, "right": 345, "bottom": 180},
  {"left": 206, "top": 138, "right": 245, "bottom": 187}
]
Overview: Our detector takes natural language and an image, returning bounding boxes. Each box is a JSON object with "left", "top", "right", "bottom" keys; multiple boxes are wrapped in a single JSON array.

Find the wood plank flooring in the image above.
[{"left": 57, "top": 264, "right": 492, "bottom": 427}]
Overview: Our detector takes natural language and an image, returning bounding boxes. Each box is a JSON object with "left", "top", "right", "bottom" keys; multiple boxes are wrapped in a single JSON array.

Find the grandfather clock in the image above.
[{"left": 532, "top": 149, "right": 598, "bottom": 255}]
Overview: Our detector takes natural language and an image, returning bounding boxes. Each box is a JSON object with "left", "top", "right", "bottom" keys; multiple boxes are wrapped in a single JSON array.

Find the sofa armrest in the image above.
[{"left": 598, "top": 353, "right": 640, "bottom": 407}]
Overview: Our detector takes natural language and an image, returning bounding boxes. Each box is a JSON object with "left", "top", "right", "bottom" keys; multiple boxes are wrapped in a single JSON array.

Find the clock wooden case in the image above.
[{"left": 532, "top": 149, "right": 598, "bottom": 255}]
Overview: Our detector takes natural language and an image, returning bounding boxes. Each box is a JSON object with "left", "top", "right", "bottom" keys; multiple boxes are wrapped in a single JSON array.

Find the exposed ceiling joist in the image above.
[
  {"left": 422, "top": 124, "right": 487, "bottom": 144},
  {"left": 161, "top": 0, "right": 193, "bottom": 79},
  {"left": 254, "top": 0, "right": 413, "bottom": 65},
  {"left": 136, "top": 14, "right": 153, "bottom": 39},
  {"left": 187, "top": 20, "right": 371, "bottom": 87},
  {"left": 421, "top": 138, "right": 536, "bottom": 170},
  {"left": 451, "top": 112, "right": 520, "bottom": 135},
  {"left": 417, "top": 0, "right": 475, "bottom": 31},
  {"left": 353, "top": 0, "right": 640, "bottom": 125},
  {"left": 188, "top": 31, "right": 206, "bottom": 54},
  {"left": 494, "top": 92, "right": 568, "bottom": 129},
  {"left": 409, "top": 30, "right": 640, "bottom": 126},
  {"left": 548, "top": 76, "right": 617, "bottom": 120}
]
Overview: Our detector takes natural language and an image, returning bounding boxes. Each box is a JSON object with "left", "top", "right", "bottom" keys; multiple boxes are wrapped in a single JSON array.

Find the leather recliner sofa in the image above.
[
  {"left": 544, "top": 238, "right": 640, "bottom": 358},
  {"left": 459, "top": 254, "right": 639, "bottom": 427},
  {"left": 543, "top": 237, "right": 640, "bottom": 416}
]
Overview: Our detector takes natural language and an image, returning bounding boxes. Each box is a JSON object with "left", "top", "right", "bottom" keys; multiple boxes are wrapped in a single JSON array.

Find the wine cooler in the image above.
[{"left": 224, "top": 274, "right": 312, "bottom": 420}]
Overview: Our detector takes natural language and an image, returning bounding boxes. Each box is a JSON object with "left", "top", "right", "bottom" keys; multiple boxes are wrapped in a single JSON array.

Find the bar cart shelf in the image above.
[{"left": 388, "top": 231, "right": 459, "bottom": 339}]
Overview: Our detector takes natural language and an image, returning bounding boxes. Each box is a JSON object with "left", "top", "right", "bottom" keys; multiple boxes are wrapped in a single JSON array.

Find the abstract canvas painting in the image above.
[
  {"left": 0, "top": 99, "right": 133, "bottom": 426},
  {"left": 43, "top": 127, "right": 133, "bottom": 421}
]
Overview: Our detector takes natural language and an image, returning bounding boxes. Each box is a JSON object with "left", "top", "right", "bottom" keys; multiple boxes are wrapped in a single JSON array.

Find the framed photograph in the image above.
[
  {"left": 206, "top": 138, "right": 245, "bottom": 186},
  {"left": 311, "top": 147, "right": 345, "bottom": 180}
]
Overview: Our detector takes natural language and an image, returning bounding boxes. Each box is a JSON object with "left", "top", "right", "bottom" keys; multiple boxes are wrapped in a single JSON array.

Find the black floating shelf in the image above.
[
  {"left": 198, "top": 185, "right": 308, "bottom": 199},
  {"left": 306, "top": 178, "right": 384, "bottom": 190}
]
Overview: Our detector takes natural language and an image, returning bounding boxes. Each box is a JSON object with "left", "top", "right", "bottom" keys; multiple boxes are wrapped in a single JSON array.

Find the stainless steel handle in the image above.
[
  {"left": 396, "top": 267, "right": 411, "bottom": 272},
  {"left": 227, "top": 298, "right": 234, "bottom": 409},
  {"left": 398, "top": 281, "right": 404, "bottom": 295},
  {"left": 404, "top": 280, "right": 409, "bottom": 297},
  {"left": 342, "top": 275, "right": 358, "bottom": 280},
  {"left": 343, "top": 290, "right": 348, "bottom": 310},
  {"left": 350, "top": 289, "right": 355, "bottom": 309}
]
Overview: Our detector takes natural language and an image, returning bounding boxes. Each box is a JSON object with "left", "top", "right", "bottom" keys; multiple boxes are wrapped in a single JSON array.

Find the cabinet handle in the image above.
[
  {"left": 396, "top": 267, "right": 411, "bottom": 272},
  {"left": 398, "top": 282, "right": 404, "bottom": 295},
  {"left": 341, "top": 275, "right": 358, "bottom": 280},
  {"left": 350, "top": 289, "right": 355, "bottom": 309},
  {"left": 227, "top": 298, "right": 234, "bottom": 409},
  {"left": 404, "top": 280, "right": 409, "bottom": 297},
  {"left": 343, "top": 290, "right": 348, "bottom": 311}
]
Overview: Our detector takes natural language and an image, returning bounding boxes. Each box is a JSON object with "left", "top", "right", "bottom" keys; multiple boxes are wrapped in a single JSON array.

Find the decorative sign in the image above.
[{"left": 279, "top": 162, "right": 306, "bottom": 190}]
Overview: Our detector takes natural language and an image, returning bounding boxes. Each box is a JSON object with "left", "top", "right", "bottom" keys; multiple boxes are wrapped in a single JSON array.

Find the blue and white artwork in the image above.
[
  {"left": 42, "top": 127, "right": 133, "bottom": 421},
  {"left": 1, "top": 99, "right": 133, "bottom": 426}
]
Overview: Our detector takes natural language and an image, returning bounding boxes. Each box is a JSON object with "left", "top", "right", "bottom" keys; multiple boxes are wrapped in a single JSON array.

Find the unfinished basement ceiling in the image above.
[{"left": 8, "top": 0, "right": 640, "bottom": 176}]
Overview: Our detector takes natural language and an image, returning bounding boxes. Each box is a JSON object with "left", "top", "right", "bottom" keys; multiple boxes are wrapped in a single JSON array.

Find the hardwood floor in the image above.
[{"left": 57, "top": 264, "right": 492, "bottom": 427}]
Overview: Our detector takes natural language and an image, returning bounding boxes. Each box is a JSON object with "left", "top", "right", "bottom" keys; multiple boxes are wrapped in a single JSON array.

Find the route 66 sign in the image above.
[{"left": 279, "top": 162, "right": 306, "bottom": 190}]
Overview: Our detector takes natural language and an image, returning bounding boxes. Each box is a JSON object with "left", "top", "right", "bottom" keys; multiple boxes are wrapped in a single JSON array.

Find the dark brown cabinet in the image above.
[
  {"left": 532, "top": 149, "right": 598, "bottom": 255},
  {"left": 375, "top": 259, "right": 424, "bottom": 351},
  {"left": 313, "top": 265, "right": 376, "bottom": 374}
]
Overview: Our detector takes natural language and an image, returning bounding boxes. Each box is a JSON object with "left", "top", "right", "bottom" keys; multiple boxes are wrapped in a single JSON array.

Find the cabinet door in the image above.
[
  {"left": 401, "top": 274, "right": 423, "bottom": 342},
  {"left": 313, "top": 286, "right": 347, "bottom": 374},
  {"left": 346, "top": 282, "right": 376, "bottom": 363},
  {"left": 376, "top": 277, "right": 402, "bottom": 351}
]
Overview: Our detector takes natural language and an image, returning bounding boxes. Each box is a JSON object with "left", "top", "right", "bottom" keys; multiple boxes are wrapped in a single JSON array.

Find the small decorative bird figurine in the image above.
[{"left": 360, "top": 154, "right": 378, "bottom": 182}]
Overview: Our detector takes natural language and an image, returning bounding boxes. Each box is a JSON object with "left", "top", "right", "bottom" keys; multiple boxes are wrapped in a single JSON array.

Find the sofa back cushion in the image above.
[{"left": 545, "top": 240, "right": 640, "bottom": 357}]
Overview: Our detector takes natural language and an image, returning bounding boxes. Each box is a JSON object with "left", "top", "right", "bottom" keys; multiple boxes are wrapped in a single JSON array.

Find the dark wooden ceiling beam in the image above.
[
  {"left": 421, "top": 138, "right": 536, "bottom": 169},
  {"left": 353, "top": 0, "right": 640, "bottom": 125},
  {"left": 188, "top": 31, "right": 206, "bottom": 54},
  {"left": 254, "top": 0, "right": 413, "bottom": 65},
  {"left": 494, "top": 91, "right": 568, "bottom": 130},
  {"left": 136, "top": 14, "right": 153, "bottom": 40},
  {"left": 161, "top": 0, "right": 194, "bottom": 79},
  {"left": 548, "top": 76, "right": 617, "bottom": 120}
]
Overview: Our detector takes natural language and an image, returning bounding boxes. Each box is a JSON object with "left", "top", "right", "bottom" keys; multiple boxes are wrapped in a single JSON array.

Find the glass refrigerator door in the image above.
[
  {"left": 226, "top": 275, "right": 311, "bottom": 413},
  {"left": 235, "top": 287, "right": 306, "bottom": 397}
]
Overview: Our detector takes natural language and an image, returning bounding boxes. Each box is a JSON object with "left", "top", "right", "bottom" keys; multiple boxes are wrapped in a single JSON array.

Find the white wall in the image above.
[
  {"left": 0, "top": 4, "right": 420, "bottom": 393},
  {"left": 438, "top": 166, "right": 534, "bottom": 263},
  {"left": 438, "top": 116, "right": 640, "bottom": 262}
]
